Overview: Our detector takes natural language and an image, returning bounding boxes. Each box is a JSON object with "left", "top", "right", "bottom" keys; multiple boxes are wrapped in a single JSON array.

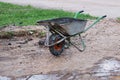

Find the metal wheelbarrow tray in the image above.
[
  {"left": 37, "top": 11, "right": 107, "bottom": 56},
  {"left": 37, "top": 17, "right": 87, "bottom": 36}
]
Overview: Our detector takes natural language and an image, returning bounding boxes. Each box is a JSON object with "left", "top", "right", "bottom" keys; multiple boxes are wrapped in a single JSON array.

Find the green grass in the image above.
[
  {"left": 118, "top": 18, "right": 120, "bottom": 20},
  {"left": 117, "top": 18, "right": 120, "bottom": 23},
  {"left": 0, "top": 2, "right": 96, "bottom": 28}
]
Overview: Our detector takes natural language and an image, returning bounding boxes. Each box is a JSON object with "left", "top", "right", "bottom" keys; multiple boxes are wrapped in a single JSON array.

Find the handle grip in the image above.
[
  {"left": 102, "top": 15, "right": 107, "bottom": 19},
  {"left": 78, "top": 10, "right": 84, "bottom": 13},
  {"left": 74, "top": 10, "right": 84, "bottom": 18}
]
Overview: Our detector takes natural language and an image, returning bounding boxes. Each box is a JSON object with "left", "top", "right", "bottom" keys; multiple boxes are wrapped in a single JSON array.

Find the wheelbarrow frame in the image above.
[{"left": 37, "top": 10, "right": 106, "bottom": 54}]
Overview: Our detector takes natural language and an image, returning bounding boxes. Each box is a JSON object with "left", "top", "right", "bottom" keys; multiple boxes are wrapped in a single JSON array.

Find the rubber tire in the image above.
[{"left": 49, "top": 34, "right": 65, "bottom": 56}]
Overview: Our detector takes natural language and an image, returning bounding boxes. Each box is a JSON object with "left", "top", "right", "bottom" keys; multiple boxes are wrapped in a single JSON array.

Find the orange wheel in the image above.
[{"left": 49, "top": 34, "right": 65, "bottom": 56}]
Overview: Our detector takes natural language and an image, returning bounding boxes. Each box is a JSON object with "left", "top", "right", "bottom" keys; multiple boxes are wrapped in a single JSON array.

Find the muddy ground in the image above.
[{"left": 0, "top": 19, "right": 120, "bottom": 80}]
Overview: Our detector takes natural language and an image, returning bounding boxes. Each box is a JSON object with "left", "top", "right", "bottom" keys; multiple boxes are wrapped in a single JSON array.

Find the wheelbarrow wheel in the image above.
[{"left": 49, "top": 34, "right": 65, "bottom": 56}]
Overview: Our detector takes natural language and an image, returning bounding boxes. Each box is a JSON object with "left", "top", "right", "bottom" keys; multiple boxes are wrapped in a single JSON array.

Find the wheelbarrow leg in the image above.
[
  {"left": 70, "top": 34, "right": 86, "bottom": 52},
  {"left": 44, "top": 26, "right": 50, "bottom": 46},
  {"left": 65, "top": 38, "right": 71, "bottom": 49}
]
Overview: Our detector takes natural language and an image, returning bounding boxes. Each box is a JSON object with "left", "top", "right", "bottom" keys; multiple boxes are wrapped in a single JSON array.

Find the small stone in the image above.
[
  {"left": 38, "top": 40, "right": 45, "bottom": 45},
  {"left": 8, "top": 43, "right": 12, "bottom": 45},
  {"left": 31, "top": 50, "right": 35, "bottom": 51},
  {"left": 18, "top": 45, "right": 21, "bottom": 48},
  {"left": 28, "top": 38, "right": 33, "bottom": 41},
  {"left": 20, "top": 62, "right": 22, "bottom": 64},
  {"left": 18, "top": 40, "right": 28, "bottom": 44},
  {"left": 29, "top": 31, "right": 34, "bottom": 35}
]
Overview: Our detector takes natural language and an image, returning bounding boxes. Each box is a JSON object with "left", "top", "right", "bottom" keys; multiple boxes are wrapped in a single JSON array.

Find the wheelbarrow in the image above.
[{"left": 37, "top": 10, "right": 107, "bottom": 56}]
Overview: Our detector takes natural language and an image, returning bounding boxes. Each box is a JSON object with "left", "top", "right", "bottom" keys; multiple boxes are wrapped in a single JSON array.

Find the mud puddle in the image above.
[
  {"left": 92, "top": 57, "right": 120, "bottom": 77},
  {"left": 90, "top": 57, "right": 120, "bottom": 80},
  {"left": 1, "top": 57, "right": 120, "bottom": 80},
  {"left": 0, "top": 74, "right": 60, "bottom": 80},
  {"left": 0, "top": 76, "right": 11, "bottom": 80},
  {"left": 0, "top": 74, "right": 67, "bottom": 80}
]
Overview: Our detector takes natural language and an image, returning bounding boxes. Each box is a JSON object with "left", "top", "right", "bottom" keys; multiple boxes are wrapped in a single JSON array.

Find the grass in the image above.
[
  {"left": 118, "top": 18, "right": 120, "bottom": 21},
  {"left": 0, "top": 2, "right": 96, "bottom": 28},
  {"left": 117, "top": 17, "right": 120, "bottom": 23}
]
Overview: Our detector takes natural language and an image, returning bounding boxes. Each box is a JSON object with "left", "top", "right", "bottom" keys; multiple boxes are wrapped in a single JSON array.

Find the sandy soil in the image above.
[
  {"left": 0, "top": 19, "right": 120, "bottom": 80},
  {"left": 0, "top": 1, "right": 120, "bottom": 79},
  {"left": 0, "top": 0, "right": 120, "bottom": 18}
]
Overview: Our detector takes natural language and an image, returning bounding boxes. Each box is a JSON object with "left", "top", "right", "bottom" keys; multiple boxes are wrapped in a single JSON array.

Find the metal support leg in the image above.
[
  {"left": 65, "top": 38, "right": 71, "bottom": 49},
  {"left": 44, "top": 26, "right": 50, "bottom": 46},
  {"left": 79, "top": 34, "right": 86, "bottom": 51},
  {"left": 70, "top": 35, "right": 86, "bottom": 52}
]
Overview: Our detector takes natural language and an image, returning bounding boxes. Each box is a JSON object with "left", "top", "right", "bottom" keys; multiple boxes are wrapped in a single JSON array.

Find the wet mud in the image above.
[{"left": 0, "top": 19, "right": 120, "bottom": 80}]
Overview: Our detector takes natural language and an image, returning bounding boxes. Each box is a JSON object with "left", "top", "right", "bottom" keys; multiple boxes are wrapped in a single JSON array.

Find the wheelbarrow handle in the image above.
[
  {"left": 102, "top": 15, "right": 107, "bottom": 19},
  {"left": 83, "top": 15, "right": 107, "bottom": 32},
  {"left": 74, "top": 10, "right": 84, "bottom": 18},
  {"left": 78, "top": 10, "right": 84, "bottom": 13}
]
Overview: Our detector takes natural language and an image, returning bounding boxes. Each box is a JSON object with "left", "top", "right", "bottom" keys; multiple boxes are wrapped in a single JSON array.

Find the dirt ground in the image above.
[
  {"left": 0, "top": 19, "right": 120, "bottom": 80},
  {"left": 0, "top": 0, "right": 120, "bottom": 18}
]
